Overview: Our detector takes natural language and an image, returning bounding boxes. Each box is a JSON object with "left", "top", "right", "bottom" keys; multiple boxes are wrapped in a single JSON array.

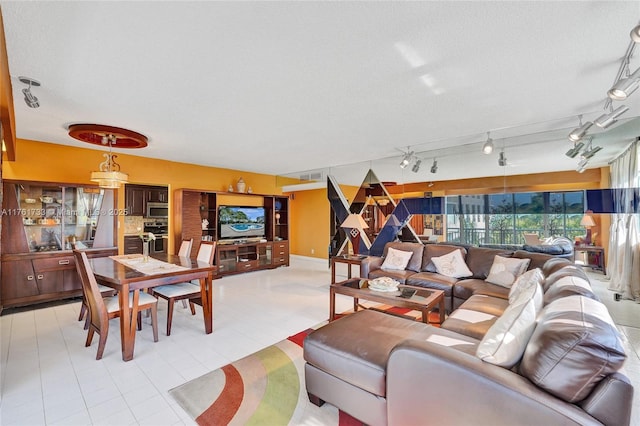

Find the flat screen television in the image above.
[{"left": 219, "top": 205, "right": 266, "bottom": 239}]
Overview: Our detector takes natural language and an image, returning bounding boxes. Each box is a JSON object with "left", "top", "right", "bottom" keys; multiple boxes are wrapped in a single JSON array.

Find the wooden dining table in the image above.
[{"left": 90, "top": 253, "right": 216, "bottom": 361}]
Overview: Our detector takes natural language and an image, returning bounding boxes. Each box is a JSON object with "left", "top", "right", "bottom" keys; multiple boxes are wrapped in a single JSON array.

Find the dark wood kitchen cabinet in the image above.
[{"left": 125, "top": 184, "right": 168, "bottom": 216}]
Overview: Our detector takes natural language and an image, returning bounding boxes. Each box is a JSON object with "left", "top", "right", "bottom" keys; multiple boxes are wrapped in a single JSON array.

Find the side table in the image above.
[
  {"left": 331, "top": 255, "right": 367, "bottom": 284},
  {"left": 573, "top": 245, "right": 606, "bottom": 275}
]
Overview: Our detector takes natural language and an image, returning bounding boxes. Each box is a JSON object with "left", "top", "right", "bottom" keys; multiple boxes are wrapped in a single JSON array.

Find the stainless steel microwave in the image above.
[{"left": 146, "top": 202, "right": 168, "bottom": 219}]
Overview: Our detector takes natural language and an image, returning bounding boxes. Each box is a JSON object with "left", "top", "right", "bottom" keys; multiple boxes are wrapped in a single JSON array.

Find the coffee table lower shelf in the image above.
[{"left": 330, "top": 278, "right": 445, "bottom": 324}]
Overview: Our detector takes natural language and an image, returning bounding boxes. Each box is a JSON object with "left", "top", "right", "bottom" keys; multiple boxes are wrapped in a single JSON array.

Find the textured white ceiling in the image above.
[{"left": 2, "top": 1, "right": 640, "bottom": 185}]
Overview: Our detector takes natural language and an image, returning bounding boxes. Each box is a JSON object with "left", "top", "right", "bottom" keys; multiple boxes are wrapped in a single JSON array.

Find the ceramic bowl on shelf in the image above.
[
  {"left": 25, "top": 198, "right": 36, "bottom": 204},
  {"left": 40, "top": 196, "right": 53, "bottom": 203}
]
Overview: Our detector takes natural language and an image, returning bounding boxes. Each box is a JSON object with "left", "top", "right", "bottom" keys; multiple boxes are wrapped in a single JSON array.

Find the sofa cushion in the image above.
[
  {"left": 405, "top": 272, "right": 458, "bottom": 294},
  {"left": 476, "top": 280, "right": 543, "bottom": 368},
  {"left": 303, "top": 309, "right": 476, "bottom": 398},
  {"left": 431, "top": 249, "right": 473, "bottom": 278},
  {"left": 453, "top": 278, "right": 510, "bottom": 301},
  {"left": 368, "top": 268, "right": 415, "bottom": 284},
  {"left": 542, "top": 264, "right": 590, "bottom": 292},
  {"left": 383, "top": 242, "right": 424, "bottom": 272},
  {"left": 464, "top": 246, "right": 512, "bottom": 279},
  {"left": 520, "top": 296, "right": 627, "bottom": 403},
  {"left": 441, "top": 308, "right": 499, "bottom": 340},
  {"left": 512, "top": 250, "right": 555, "bottom": 270},
  {"left": 508, "top": 268, "right": 544, "bottom": 304},
  {"left": 381, "top": 247, "right": 414, "bottom": 271},
  {"left": 422, "top": 244, "right": 467, "bottom": 272},
  {"left": 485, "top": 256, "right": 530, "bottom": 288},
  {"left": 456, "top": 294, "right": 509, "bottom": 317},
  {"left": 541, "top": 257, "right": 572, "bottom": 276},
  {"left": 543, "top": 275, "right": 598, "bottom": 305}
]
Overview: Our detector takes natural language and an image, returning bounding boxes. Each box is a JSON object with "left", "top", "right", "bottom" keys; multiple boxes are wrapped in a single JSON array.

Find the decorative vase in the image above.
[
  {"left": 237, "top": 178, "right": 246, "bottom": 193},
  {"left": 142, "top": 241, "right": 150, "bottom": 262},
  {"left": 228, "top": 184, "right": 234, "bottom": 192},
  {"left": 247, "top": 186, "right": 253, "bottom": 194}
]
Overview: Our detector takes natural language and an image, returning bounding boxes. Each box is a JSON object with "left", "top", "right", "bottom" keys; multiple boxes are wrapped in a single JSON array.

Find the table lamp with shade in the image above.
[
  {"left": 580, "top": 212, "right": 596, "bottom": 245},
  {"left": 340, "top": 213, "right": 369, "bottom": 255}
]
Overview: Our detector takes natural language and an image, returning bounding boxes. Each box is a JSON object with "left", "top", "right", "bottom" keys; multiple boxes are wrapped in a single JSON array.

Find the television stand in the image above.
[{"left": 217, "top": 240, "right": 289, "bottom": 276}]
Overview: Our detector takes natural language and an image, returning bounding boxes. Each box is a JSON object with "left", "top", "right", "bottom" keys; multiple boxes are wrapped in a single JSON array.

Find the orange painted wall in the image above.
[{"left": 3, "top": 139, "right": 284, "bottom": 253}]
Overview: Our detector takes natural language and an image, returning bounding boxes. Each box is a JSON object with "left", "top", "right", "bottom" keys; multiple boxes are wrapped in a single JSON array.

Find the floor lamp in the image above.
[
  {"left": 340, "top": 213, "right": 369, "bottom": 255},
  {"left": 580, "top": 212, "right": 596, "bottom": 245}
]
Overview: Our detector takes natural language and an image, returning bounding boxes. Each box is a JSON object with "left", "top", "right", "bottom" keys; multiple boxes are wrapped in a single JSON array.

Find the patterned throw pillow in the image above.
[
  {"left": 508, "top": 268, "right": 544, "bottom": 304},
  {"left": 486, "top": 256, "right": 531, "bottom": 288},
  {"left": 431, "top": 250, "right": 472, "bottom": 278},
  {"left": 380, "top": 247, "right": 414, "bottom": 271}
]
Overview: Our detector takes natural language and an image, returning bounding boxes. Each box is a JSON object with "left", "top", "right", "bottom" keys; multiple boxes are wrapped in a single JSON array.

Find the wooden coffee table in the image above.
[{"left": 330, "top": 278, "right": 445, "bottom": 324}]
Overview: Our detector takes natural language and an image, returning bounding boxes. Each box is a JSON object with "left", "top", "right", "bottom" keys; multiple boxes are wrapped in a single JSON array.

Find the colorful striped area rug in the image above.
[{"left": 169, "top": 305, "right": 435, "bottom": 425}]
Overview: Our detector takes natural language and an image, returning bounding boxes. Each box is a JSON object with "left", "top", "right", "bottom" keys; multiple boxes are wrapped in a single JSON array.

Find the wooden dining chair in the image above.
[
  {"left": 149, "top": 241, "right": 216, "bottom": 336},
  {"left": 73, "top": 250, "right": 159, "bottom": 360},
  {"left": 178, "top": 238, "right": 193, "bottom": 258}
]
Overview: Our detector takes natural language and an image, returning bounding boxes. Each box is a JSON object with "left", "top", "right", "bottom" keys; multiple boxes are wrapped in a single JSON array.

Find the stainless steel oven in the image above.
[
  {"left": 144, "top": 221, "right": 168, "bottom": 254},
  {"left": 146, "top": 202, "right": 168, "bottom": 219}
]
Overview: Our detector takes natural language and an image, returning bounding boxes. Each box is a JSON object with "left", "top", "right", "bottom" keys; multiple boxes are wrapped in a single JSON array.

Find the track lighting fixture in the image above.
[
  {"left": 411, "top": 159, "right": 421, "bottom": 173},
  {"left": 482, "top": 132, "right": 494, "bottom": 154},
  {"left": 498, "top": 151, "right": 507, "bottom": 167},
  {"left": 607, "top": 67, "right": 640, "bottom": 101},
  {"left": 399, "top": 149, "right": 414, "bottom": 169},
  {"left": 576, "top": 157, "right": 588, "bottom": 173},
  {"left": 581, "top": 140, "right": 602, "bottom": 160},
  {"left": 594, "top": 104, "right": 629, "bottom": 129},
  {"left": 568, "top": 115, "right": 593, "bottom": 142},
  {"left": 565, "top": 141, "right": 585, "bottom": 158},
  {"left": 430, "top": 159, "right": 438, "bottom": 174},
  {"left": 19, "top": 76, "right": 40, "bottom": 108},
  {"left": 632, "top": 24, "right": 640, "bottom": 43}
]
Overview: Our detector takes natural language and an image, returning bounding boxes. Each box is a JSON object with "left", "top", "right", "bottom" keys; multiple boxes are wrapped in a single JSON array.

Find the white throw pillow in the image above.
[
  {"left": 476, "top": 281, "right": 543, "bottom": 368},
  {"left": 380, "top": 247, "right": 413, "bottom": 271},
  {"left": 431, "top": 250, "right": 472, "bottom": 278},
  {"left": 508, "top": 268, "right": 544, "bottom": 304},
  {"left": 486, "top": 256, "right": 531, "bottom": 288}
]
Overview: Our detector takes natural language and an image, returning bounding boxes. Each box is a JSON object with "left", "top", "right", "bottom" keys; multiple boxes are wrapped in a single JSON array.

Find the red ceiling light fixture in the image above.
[{"left": 68, "top": 124, "right": 148, "bottom": 188}]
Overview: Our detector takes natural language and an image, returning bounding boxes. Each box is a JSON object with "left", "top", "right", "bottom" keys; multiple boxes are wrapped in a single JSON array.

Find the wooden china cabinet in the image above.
[{"left": 0, "top": 180, "right": 117, "bottom": 312}]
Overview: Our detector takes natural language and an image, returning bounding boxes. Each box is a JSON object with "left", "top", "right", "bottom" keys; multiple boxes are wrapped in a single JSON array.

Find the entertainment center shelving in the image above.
[{"left": 173, "top": 189, "right": 289, "bottom": 276}]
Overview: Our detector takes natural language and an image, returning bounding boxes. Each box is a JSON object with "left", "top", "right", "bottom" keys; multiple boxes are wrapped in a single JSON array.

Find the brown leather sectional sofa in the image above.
[
  {"left": 361, "top": 242, "right": 564, "bottom": 312},
  {"left": 303, "top": 244, "right": 634, "bottom": 426}
]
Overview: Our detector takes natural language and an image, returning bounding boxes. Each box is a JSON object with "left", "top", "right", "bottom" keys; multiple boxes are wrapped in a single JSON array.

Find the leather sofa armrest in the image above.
[
  {"left": 360, "top": 256, "right": 383, "bottom": 278},
  {"left": 387, "top": 340, "right": 601, "bottom": 426}
]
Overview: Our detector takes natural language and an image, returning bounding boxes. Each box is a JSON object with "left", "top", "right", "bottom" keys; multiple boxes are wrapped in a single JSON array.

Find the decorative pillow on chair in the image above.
[
  {"left": 476, "top": 280, "right": 543, "bottom": 368},
  {"left": 431, "top": 250, "right": 472, "bottom": 278},
  {"left": 380, "top": 247, "right": 414, "bottom": 271},
  {"left": 486, "top": 256, "right": 531, "bottom": 288}
]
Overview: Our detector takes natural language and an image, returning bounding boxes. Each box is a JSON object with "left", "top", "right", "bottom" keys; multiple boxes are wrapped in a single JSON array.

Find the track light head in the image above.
[
  {"left": 411, "top": 159, "right": 421, "bottom": 173},
  {"left": 568, "top": 116, "right": 593, "bottom": 142},
  {"left": 18, "top": 76, "right": 41, "bottom": 108},
  {"left": 498, "top": 151, "right": 507, "bottom": 167},
  {"left": 607, "top": 67, "right": 640, "bottom": 101},
  {"left": 399, "top": 150, "right": 414, "bottom": 169},
  {"left": 582, "top": 144, "right": 602, "bottom": 160},
  {"left": 430, "top": 160, "right": 438, "bottom": 174},
  {"left": 631, "top": 24, "right": 640, "bottom": 43},
  {"left": 594, "top": 104, "right": 629, "bottom": 129},
  {"left": 565, "top": 141, "right": 585, "bottom": 158},
  {"left": 482, "top": 132, "right": 494, "bottom": 154}
]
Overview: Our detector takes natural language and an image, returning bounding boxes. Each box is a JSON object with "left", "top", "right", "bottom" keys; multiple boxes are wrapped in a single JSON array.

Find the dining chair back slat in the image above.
[{"left": 178, "top": 239, "right": 193, "bottom": 258}]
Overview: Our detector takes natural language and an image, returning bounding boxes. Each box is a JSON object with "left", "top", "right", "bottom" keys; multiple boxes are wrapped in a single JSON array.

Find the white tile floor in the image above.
[{"left": 0, "top": 256, "right": 638, "bottom": 426}]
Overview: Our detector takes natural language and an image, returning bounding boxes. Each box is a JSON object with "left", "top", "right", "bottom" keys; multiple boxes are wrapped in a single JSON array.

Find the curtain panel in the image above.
[{"left": 607, "top": 139, "right": 640, "bottom": 300}]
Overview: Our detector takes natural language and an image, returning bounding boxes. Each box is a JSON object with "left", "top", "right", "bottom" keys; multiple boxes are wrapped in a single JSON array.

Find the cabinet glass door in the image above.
[{"left": 17, "top": 184, "right": 104, "bottom": 252}]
